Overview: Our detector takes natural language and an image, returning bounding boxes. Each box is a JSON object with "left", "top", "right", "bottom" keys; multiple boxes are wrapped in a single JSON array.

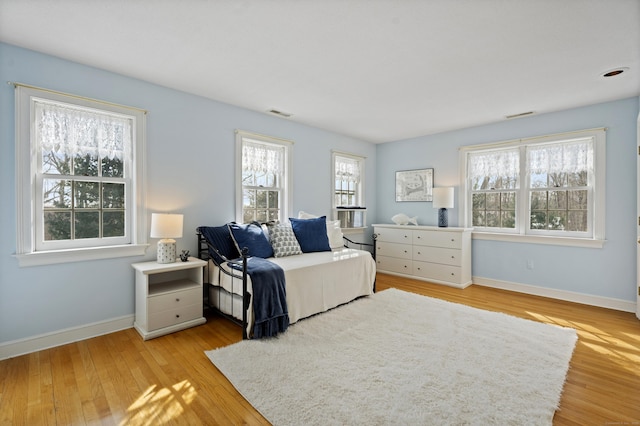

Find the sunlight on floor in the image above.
[
  {"left": 121, "top": 380, "right": 197, "bottom": 426},
  {"left": 525, "top": 310, "right": 640, "bottom": 374}
]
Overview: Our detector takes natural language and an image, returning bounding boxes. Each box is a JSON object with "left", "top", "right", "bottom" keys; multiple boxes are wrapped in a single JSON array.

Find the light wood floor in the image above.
[{"left": 1, "top": 273, "right": 639, "bottom": 425}]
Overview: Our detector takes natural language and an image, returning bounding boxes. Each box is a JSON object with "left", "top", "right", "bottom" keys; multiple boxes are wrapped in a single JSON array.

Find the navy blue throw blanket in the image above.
[{"left": 232, "top": 257, "right": 289, "bottom": 338}]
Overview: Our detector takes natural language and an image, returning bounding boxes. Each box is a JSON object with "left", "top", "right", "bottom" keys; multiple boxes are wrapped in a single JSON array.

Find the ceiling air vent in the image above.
[
  {"left": 505, "top": 111, "right": 535, "bottom": 119},
  {"left": 268, "top": 109, "right": 292, "bottom": 118}
]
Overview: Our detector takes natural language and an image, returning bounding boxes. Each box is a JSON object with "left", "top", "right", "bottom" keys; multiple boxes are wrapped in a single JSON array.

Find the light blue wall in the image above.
[
  {"left": 376, "top": 97, "right": 639, "bottom": 302},
  {"left": 0, "top": 43, "right": 377, "bottom": 344}
]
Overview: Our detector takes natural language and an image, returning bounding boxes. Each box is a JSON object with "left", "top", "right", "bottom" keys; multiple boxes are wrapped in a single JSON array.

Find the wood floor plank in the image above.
[{"left": 1, "top": 272, "right": 638, "bottom": 424}]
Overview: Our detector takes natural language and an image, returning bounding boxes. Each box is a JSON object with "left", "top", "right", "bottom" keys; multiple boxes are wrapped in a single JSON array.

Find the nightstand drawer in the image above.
[
  {"left": 147, "top": 303, "right": 201, "bottom": 331},
  {"left": 148, "top": 287, "right": 200, "bottom": 313}
]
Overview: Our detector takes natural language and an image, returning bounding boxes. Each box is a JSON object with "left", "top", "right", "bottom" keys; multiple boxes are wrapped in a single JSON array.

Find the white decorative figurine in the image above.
[{"left": 391, "top": 213, "right": 418, "bottom": 226}]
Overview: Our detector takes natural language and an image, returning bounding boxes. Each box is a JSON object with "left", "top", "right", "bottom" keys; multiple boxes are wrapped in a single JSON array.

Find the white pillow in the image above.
[{"left": 297, "top": 211, "right": 344, "bottom": 249}]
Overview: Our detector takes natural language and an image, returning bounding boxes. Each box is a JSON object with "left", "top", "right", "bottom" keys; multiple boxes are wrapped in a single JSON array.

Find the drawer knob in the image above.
[
  {"left": 404, "top": 265, "right": 408, "bottom": 268},
  {"left": 451, "top": 239, "right": 455, "bottom": 242},
  {"left": 451, "top": 273, "right": 455, "bottom": 276},
  {"left": 176, "top": 314, "right": 180, "bottom": 318},
  {"left": 451, "top": 256, "right": 455, "bottom": 259},
  {"left": 176, "top": 298, "right": 180, "bottom": 302},
  {"left": 404, "top": 250, "right": 408, "bottom": 253}
]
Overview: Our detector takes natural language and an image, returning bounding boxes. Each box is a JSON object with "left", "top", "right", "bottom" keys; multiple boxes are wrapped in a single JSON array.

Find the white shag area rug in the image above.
[{"left": 206, "top": 288, "right": 577, "bottom": 425}]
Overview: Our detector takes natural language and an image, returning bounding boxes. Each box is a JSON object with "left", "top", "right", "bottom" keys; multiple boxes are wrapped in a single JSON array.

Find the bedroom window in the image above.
[
  {"left": 14, "top": 85, "right": 147, "bottom": 266},
  {"left": 460, "top": 128, "right": 605, "bottom": 247},
  {"left": 235, "top": 130, "right": 293, "bottom": 224},
  {"left": 332, "top": 151, "right": 366, "bottom": 228}
]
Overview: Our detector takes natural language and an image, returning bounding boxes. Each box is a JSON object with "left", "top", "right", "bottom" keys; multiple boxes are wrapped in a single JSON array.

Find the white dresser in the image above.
[
  {"left": 373, "top": 224, "right": 472, "bottom": 288},
  {"left": 132, "top": 257, "right": 207, "bottom": 340}
]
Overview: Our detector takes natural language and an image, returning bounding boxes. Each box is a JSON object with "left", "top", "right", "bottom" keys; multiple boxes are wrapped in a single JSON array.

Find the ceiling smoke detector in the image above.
[
  {"left": 601, "top": 67, "right": 629, "bottom": 78},
  {"left": 268, "top": 109, "right": 292, "bottom": 118}
]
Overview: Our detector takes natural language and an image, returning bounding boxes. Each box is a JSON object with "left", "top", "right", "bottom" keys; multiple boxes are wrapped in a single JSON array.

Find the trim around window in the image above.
[{"left": 13, "top": 83, "right": 148, "bottom": 266}]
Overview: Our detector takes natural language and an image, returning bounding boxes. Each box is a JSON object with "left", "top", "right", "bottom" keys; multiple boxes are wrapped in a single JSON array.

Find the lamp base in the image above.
[
  {"left": 437, "top": 208, "right": 449, "bottom": 227},
  {"left": 157, "top": 239, "right": 176, "bottom": 263}
]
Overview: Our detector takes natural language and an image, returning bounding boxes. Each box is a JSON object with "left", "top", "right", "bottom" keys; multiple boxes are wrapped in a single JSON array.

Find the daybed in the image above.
[{"left": 197, "top": 216, "right": 376, "bottom": 339}]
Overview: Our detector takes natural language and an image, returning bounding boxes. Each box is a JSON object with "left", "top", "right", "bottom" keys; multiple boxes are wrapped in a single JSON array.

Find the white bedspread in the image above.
[{"left": 208, "top": 248, "right": 376, "bottom": 334}]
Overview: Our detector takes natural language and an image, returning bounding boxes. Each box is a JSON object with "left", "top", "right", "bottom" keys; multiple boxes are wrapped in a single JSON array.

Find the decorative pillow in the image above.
[
  {"left": 267, "top": 222, "right": 303, "bottom": 257},
  {"left": 228, "top": 222, "right": 274, "bottom": 258},
  {"left": 289, "top": 216, "right": 331, "bottom": 253},
  {"left": 297, "top": 211, "right": 344, "bottom": 249},
  {"left": 197, "top": 225, "right": 240, "bottom": 265}
]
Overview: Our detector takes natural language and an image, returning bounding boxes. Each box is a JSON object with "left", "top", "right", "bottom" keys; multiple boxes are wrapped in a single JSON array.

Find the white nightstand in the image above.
[{"left": 132, "top": 257, "right": 207, "bottom": 340}]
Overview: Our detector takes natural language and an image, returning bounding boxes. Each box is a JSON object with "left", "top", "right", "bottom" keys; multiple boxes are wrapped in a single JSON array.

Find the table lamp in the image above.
[
  {"left": 432, "top": 187, "right": 454, "bottom": 227},
  {"left": 150, "top": 213, "right": 183, "bottom": 263}
]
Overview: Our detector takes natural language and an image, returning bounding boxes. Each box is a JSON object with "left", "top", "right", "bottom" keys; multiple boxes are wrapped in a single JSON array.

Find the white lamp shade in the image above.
[
  {"left": 432, "top": 187, "right": 455, "bottom": 209},
  {"left": 150, "top": 213, "right": 183, "bottom": 239}
]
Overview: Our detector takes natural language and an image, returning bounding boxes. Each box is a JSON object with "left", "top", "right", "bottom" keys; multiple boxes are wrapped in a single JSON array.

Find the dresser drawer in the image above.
[
  {"left": 376, "top": 255, "right": 412, "bottom": 274},
  {"left": 147, "top": 303, "right": 201, "bottom": 331},
  {"left": 148, "top": 287, "right": 201, "bottom": 313},
  {"left": 413, "top": 230, "right": 462, "bottom": 249},
  {"left": 376, "top": 242, "right": 412, "bottom": 259},
  {"left": 413, "top": 246, "right": 461, "bottom": 266},
  {"left": 413, "top": 261, "right": 463, "bottom": 284},
  {"left": 375, "top": 227, "right": 412, "bottom": 244}
]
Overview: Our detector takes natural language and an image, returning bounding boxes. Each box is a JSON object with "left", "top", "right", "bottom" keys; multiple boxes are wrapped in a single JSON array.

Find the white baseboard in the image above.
[
  {"left": 0, "top": 315, "right": 134, "bottom": 361},
  {"left": 473, "top": 276, "right": 636, "bottom": 313}
]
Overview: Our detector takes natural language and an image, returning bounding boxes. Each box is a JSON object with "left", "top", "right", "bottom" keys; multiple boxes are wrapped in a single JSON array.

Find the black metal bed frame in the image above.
[{"left": 197, "top": 229, "right": 376, "bottom": 339}]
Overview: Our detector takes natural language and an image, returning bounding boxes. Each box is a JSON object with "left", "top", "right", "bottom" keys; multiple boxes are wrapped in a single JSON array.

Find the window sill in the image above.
[
  {"left": 341, "top": 227, "right": 367, "bottom": 235},
  {"left": 14, "top": 244, "right": 150, "bottom": 267},
  {"left": 472, "top": 232, "right": 605, "bottom": 248}
]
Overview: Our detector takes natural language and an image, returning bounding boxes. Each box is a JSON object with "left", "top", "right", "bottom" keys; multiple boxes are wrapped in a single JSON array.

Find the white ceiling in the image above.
[{"left": 1, "top": 0, "right": 638, "bottom": 143}]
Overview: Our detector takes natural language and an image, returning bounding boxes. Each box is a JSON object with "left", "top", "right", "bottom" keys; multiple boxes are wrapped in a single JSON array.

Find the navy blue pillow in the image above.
[
  {"left": 228, "top": 222, "right": 274, "bottom": 258},
  {"left": 289, "top": 216, "right": 331, "bottom": 253},
  {"left": 198, "top": 225, "right": 240, "bottom": 265}
]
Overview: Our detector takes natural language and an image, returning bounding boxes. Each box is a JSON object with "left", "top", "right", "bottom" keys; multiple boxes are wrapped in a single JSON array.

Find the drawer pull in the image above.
[
  {"left": 404, "top": 250, "right": 408, "bottom": 253},
  {"left": 451, "top": 273, "right": 455, "bottom": 276},
  {"left": 451, "top": 239, "right": 455, "bottom": 242},
  {"left": 451, "top": 256, "right": 455, "bottom": 259},
  {"left": 176, "top": 314, "right": 180, "bottom": 318},
  {"left": 176, "top": 298, "right": 180, "bottom": 302}
]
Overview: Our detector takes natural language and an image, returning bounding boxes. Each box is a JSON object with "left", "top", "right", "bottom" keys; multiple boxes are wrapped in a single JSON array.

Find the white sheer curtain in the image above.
[
  {"left": 468, "top": 148, "right": 519, "bottom": 181},
  {"left": 242, "top": 140, "right": 284, "bottom": 175},
  {"left": 527, "top": 138, "right": 593, "bottom": 175},
  {"left": 335, "top": 155, "right": 360, "bottom": 183},
  {"left": 35, "top": 100, "right": 132, "bottom": 161}
]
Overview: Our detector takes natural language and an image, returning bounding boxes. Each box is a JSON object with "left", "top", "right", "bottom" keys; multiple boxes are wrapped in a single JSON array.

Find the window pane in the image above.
[
  {"left": 256, "top": 210, "right": 268, "bottom": 223},
  {"left": 486, "top": 211, "right": 499, "bottom": 227},
  {"left": 501, "top": 211, "right": 516, "bottom": 228},
  {"left": 501, "top": 192, "right": 516, "bottom": 209},
  {"left": 44, "top": 211, "right": 71, "bottom": 240},
  {"left": 568, "top": 190, "right": 588, "bottom": 209},
  {"left": 486, "top": 193, "right": 500, "bottom": 209},
  {"left": 103, "top": 211, "right": 125, "bottom": 237},
  {"left": 243, "top": 209, "right": 255, "bottom": 223},
  {"left": 530, "top": 211, "right": 547, "bottom": 229},
  {"left": 43, "top": 179, "right": 71, "bottom": 209},
  {"left": 42, "top": 151, "right": 71, "bottom": 175},
  {"left": 530, "top": 191, "right": 547, "bottom": 210},
  {"left": 268, "top": 191, "right": 278, "bottom": 208},
  {"left": 102, "top": 157, "right": 124, "bottom": 178},
  {"left": 256, "top": 190, "right": 268, "bottom": 208},
  {"left": 74, "top": 181, "right": 100, "bottom": 208},
  {"left": 567, "top": 211, "right": 587, "bottom": 232},
  {"left": 548, "top": 172, "right": 567, "bottom": 188},
  {"left": 472, "top": 210, "right": 485, "bottom": 227},
  {"left": 472, "top": 193, "right": 485, "bottom": 209},
  {"left": 74, "top": 154, "right": 99, "bottom": 177},
  {"left": 529, "top": 171, "right": 547, "bottom": 188},
  {"left": 268, "top": 210, "right": 279, "bottom": 222},
  {"left": 568, "top": 171, "right": 587, "bottom": 187},
  {"left": 103, "top": 183, "right": 125, "bottom": 208},
  {"left": 548, "top": 191, "right": 567, "bottom": 209},
  {"left": 548, "top": 211, "right": 566, "bottom": 230},
  {"left": 75, "top": 211, "right": 100, "bottom": 239},
  {"left": 243, "top": 189, "right": 255, "bottom": 208}
]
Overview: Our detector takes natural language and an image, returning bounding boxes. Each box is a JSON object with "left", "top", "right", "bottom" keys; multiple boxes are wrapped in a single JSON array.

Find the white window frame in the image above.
[
  {"left": 14, "top": 85, "right": 148, "bottom": 266},
  {"left": 331, "top": 151, "right": 366, "bottom": 230},
  {"left": 459, "top": 128, "right": 606, "bottom": 248},
  {"left": 235, "top": 130, "right": 293, "bottom": 224}
]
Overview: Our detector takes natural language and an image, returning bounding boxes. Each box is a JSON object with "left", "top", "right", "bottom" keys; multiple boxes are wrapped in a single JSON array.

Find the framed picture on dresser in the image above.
[{"left": 395, "top": 168, "right": 433, "bottom": 202}]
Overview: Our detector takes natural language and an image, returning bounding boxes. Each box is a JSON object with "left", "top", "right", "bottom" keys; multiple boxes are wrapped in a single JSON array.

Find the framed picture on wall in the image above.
[{"left": 395, "top": 168, "right": 434, "bottom": 202}]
